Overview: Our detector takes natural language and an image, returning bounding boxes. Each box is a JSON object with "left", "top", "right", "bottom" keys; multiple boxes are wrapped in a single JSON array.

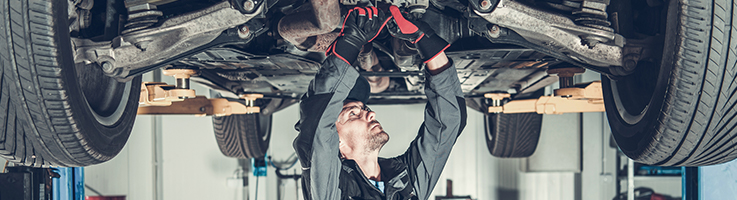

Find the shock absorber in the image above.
[{"left": 572, "top": 0, "right": 613, "bottom": 47}]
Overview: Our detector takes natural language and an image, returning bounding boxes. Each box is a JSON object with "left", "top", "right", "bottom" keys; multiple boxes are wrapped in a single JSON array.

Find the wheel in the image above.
[
  {"left": 209, "top": 93, "right": 294, "bottom": 159},
  {"left": 484, "top": 112, "right": 543, "bottom": 158},
  {"left": 603, "top": 0, "right": 737, "bottom": 166},
  {"left": 0, "top": 0, "right": 141, "bottom": 167},
  {"left": 213, "top": 113, "right": 272, "bottom": 159}
]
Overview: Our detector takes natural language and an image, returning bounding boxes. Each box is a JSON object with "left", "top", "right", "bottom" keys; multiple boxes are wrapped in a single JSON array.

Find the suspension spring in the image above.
[{"left": 122, "top": 3, "right": 163, "bottom": 35}]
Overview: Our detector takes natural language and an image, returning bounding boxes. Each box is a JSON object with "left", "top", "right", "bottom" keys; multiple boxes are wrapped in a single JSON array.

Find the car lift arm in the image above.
[
  {"left": 487, "top": 81, "right": 605, "bottom": 114},
  {"left": 137, "top": 69, "right": 261, "bottom": 116}
]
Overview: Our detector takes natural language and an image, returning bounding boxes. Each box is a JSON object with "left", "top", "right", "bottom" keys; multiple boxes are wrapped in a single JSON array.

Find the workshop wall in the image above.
[
  {"left": 84, "top": 73, "right": 246, "bottom": 200},
  {"left": 82, "top": 91, "right": 510, "bottom": 200},
  {"left": 79, "top": 73, "right": 592, "bottom": 200},
  {"left": 267, "top": 100, "right": 501, "bottom": 200},
  {"left": 83, "top": 115, "right": 157, "bottom": 199},
  {"left": 269, "top": 100, "right": 514, "bottom": 200},
  {"left": 4, "top": 71, "right": 684, "bottom": 200}
]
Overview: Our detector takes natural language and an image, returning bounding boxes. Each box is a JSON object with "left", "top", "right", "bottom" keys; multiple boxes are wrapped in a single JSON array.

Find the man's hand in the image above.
[
  {"left": 328, "top": 7, "right": 391, "bottom": 65},
  {"left": 386, "top": 6, "right": 450, "bottom": 65}
]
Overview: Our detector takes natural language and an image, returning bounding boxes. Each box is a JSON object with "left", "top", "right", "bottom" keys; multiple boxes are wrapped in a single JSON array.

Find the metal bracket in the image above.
[
  {"left": 609, "top": 36, "right": 663, "bottom": 76},
  {"left": 484, "top": 93, "right": 510, "bottom": 113},
  {"left": 469, "top": 0, "right": 499, "bottom": 13},
  {"left": 239, "top": 93, "right": 264, "bottom": 112},
  {"left": 230, "top": 0, "right": 266, "bottom": 14},
  {"left": 73, "top": 1, "right": 263, "bottom": 81},
  {"left": 554, "top": 81, "right": 604, "bottom": 99},
  {"left": 139, "top": 82, "right": 196, "bottom": 106},
  {"left": 138, "top": 82, "right": 261, "bottom": 116},
  {"left": 162, "top": 69, "right": 197, "bottom": 89},
  {"left": 138, "top": 96, "right": 259, "bottom": 116},
  {"left": 547, "top": 66, "right": 586, "bottom": 89},
  {"left": 486, "top": 81, "right": 605, "bottom": 114},
  {"left": 138, "top": 69, "right": 263, "bottom": 116},
  {"left": 474, "top": 0, "right": 624, "bottom": 68}
]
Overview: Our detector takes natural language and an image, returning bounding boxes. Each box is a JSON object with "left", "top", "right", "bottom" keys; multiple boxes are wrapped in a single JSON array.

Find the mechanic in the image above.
[{"left": 293, "top": 5, "right": 467, "bottom": 200}]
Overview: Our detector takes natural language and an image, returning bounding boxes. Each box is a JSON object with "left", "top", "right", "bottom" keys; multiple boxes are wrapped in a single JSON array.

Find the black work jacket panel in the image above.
[
  {"left": 338, "top": 158, "right": 415, "bottom": 200},
  {"left": 294, "top": 55, "right": 467, "bottom": 200}
]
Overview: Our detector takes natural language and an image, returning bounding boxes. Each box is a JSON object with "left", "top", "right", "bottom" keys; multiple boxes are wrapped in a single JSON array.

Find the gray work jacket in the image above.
[{"left": 293, "top": 55, "right": 467, "bottom": 200}]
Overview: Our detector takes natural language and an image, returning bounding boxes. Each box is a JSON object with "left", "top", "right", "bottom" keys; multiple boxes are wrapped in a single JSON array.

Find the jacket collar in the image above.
[{"left": 343, "top": 158, "right": 413, "bottom": 199}]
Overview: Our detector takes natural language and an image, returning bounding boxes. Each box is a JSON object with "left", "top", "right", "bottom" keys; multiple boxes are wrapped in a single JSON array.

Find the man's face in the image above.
[{"left": 336, "top": 101, "right": 389, "bottom": 154}]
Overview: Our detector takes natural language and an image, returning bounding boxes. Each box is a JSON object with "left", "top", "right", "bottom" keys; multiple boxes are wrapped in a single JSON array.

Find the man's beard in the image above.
[{"left": 366, "top": 131, "right": 389, "bottom": 152}]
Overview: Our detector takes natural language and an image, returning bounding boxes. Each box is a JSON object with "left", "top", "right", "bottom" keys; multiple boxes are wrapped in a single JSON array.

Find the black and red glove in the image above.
[
  {"left": 386, "top": 5, "right": 449, "bottom": 63},
  {"left": 327, "top": 7, "right": 392, "bottom": 65}
]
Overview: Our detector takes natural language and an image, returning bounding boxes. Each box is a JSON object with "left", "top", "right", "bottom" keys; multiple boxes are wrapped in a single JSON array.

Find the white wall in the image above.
[
  {"left": 262, "top": 102, "right": 503, "bottom": 200},
  {"left": 79, "top": 71, "right": 614, "bottom": 200},
  {"left": 85, "top": 73, "right": 246, "bottom": 200},
  {"left": 73, "top": 71, "right": 684, "bottom": 200},
  {"left": 2, "top": 99, "right": 678, "bottom": 200},
  {"left": 0, "top": 68, "right": 606, "bottom": 200},
  {"left": 83, "top": 97, "right": 505, "bottom": 200},
  {"left": 375, "top": 103, "right": 500, "bottom": 199},
  {"left": 83, "top": 115, "right": 156, "bottom": 199}
]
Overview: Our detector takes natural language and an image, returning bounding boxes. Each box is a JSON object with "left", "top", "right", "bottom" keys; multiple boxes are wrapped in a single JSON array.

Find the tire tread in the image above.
[
  {"left": 212, "top": 114, "right": 271, "bottom": 159},
  {"left": 485, "top": 113, "right": 542, "bottom": 158},
  {"left": 620, "top": 0, "right": 737, "bottom": 166},
  {"left": 0, "top": 0, "right": 139, "bottom": 167}
]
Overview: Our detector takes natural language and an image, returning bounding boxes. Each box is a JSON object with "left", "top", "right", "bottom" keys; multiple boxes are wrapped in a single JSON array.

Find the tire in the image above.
[
  {"left": 465, "top": 98, "right": 487, "bottom": 113},
  {"left": 0, "top": 0, "right": 141, "bottom": 167},
  {"left": 484, "top": 112, "right": 543, "bottom": 158},
  {"left": 212, "top": 113, "right": 272, "bottom": 159},
  {"left": 603, "top": 0, "right": 737, "bottom": 166}
]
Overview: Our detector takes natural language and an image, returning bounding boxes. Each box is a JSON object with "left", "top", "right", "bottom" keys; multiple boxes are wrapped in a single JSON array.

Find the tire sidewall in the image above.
[
  {"left": 483, "top": 112, "right": 498, "bottom": 155},
  {"left": 256, "top": 113, "right": 272, "bottom": 156},
  {"left": 602, "top": 0, "right": 680, "bottom": 159},
  {"left": 483, "top": 112, "right": 542, "bottom": 157},
  {"left": 212, "top": 101, "right": 274, "bottom": 159},
  {"left": 52, "top": 0, "right": 139, "bottom": 160}
]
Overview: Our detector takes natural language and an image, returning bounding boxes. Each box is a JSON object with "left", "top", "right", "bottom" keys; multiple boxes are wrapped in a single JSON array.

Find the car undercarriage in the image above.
[
  {"left": 3, "top": 0, "right": 737, "bottom": 168},
  {"left": 70, "top": 0, "right": 643, "bottom": 101}
]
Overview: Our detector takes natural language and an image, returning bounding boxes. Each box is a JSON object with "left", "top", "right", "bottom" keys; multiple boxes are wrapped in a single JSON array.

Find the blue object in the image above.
[
  {"left": 368, "top": 179, "right": 385, "bottom": 193},
  {"left": 682, "top": 167, "right": 698, "bottom": 200},
  {"left": 252, "top": 157, "right": 268, "bottom": 177},
  {"left": 638, "top": 166, "right": 682, "bottom": 176},
  {"left": 699, "top": 159, "right": 737, "bottom": 200},
  {"left": 53, "top": 167, "right": 85, "bottom": 200}
]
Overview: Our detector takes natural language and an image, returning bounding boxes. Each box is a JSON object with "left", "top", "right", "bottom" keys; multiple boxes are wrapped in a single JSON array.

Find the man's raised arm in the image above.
[
  {"left": 292, "top": 7, "right": 390, "bottom": 200},
  {"left": 292, "top": 55, "right": 359, "bottom": 200},
  {"left": 387, "top": 5, "right": 467, "bottom": 200}
]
